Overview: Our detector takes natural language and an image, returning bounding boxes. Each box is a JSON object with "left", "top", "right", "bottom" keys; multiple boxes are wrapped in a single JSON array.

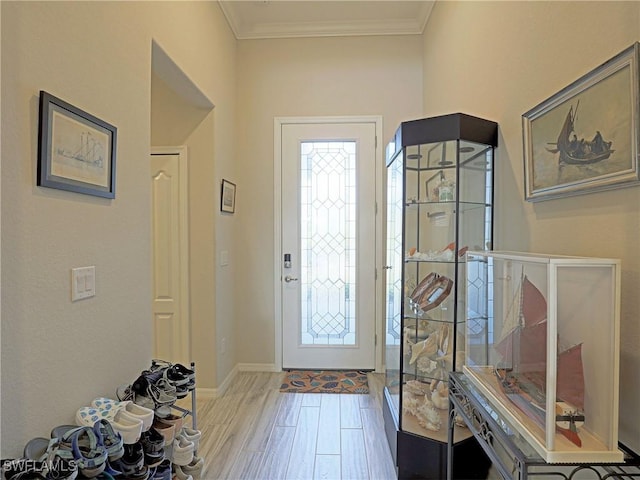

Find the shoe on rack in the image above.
[
  {"left": 172, "top": 464, "right": 193, "bottom": 480},
  {"left": 140, "top": 429, "right": 165, "bottom": 468},
  {"left": 91, "top": 398, "right": 154, "bottom": 432},
  {"left": 152, "top": 420, "right": 176, "bottom": 448},
  {"left": 92, "top": 419, "right": 124, "bottom": 462},
  {"left": 131, "top": 376, "right": 176, "bottom": 417},
  {"left": 159, "top": 414, "right": 183, "bottom": 433},
  {"left": 22, "top": 438, "right": 78, "bottom": 480},
  {"left": 178, "top": 428, "right": 201, "bottom": 453},
  {"left": 2, "top": 458, "right": 50, "bottom": 480},
  {"left": 170, "top": 435, "right": 194, "bottom": 467},
  {"left": 181, "top": 455, "right": 203, "bottom": 480},
  {"left": 150, "top": 459, "right": 171, "bottom": 480},
  {"left": 49, "top": 426, "right": 108, "bottom": 478},
  {"left": 75, "top": 407, "right": 143, "bottom": 445},
  {"left": 115, "top": 442, "right": 147, "bottom": 479}
]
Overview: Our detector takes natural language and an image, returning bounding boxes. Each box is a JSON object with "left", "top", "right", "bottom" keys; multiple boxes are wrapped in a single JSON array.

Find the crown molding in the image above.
[{"left": 219, "top": 1, "right": 434, "bottom": 40}]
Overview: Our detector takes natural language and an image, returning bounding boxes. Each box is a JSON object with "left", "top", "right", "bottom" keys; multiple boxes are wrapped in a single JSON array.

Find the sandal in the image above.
[
  {"left": 51, "top": 426, "right": 108, "bottom": 478},
  {"left": 151, "top": 360, "right": 195, "bottom": 383},
  {"left": 2, "top": 457, "right": 62, "bottom": 480},
  {"left": 130, "top": 376, "right": 176, "bottom": 416},
  {"left": 2, "top": 463, "right": 48, "bottom": 480},
  {"left": 22, "top": 437, "right": 78, "bottom": 480},
  {"left": 92, "top": 420, "right": 124, "bottom": 462},
  {"left": 90, "top": 398, "right": 154, "bottom": 432}
]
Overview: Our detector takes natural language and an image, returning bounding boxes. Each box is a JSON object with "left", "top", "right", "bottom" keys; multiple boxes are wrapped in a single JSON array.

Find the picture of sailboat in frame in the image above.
[{"left": 523, "top": 42, "right": 639, "bottom": 202}]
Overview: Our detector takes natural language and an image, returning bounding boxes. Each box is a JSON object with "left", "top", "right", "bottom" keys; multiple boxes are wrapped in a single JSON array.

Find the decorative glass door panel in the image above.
[{"left": 300, "top": 141, "right": 356, "bottom": 346}]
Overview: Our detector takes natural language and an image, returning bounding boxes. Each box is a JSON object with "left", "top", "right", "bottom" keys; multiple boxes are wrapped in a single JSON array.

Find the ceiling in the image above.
[{"left": 218, "top": 1, "right": 435, "bottom": 40}]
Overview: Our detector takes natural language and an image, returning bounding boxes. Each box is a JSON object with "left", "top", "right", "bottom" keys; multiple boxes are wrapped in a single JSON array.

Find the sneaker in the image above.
[
  {"left": 152, "top": 420, "right": 176, "bottom": 448},
  {"left": 170, "top": 436, "right": 194, "bottom": 467},
  {"left": 151, "top": 459, "right": 172, "bottom": 480},
  {"left": 181, "top": 456, "right": 203, "bottom": 480},
  {"left": 172, "top": 464, "right": 193, "bottom": 480},
  {"left": 140, "top": 429, "right": 165, "bottom": 468},
  {"left": 177, "top": 428, "right": 200, "bottom": 453}
]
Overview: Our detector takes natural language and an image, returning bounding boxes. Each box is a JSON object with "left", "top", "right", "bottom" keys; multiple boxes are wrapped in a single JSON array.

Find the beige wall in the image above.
[
  {"left": 420, "top": 1, "right": 640, "bottom": 453},
  {"left": 1, "top": 1, "right": 236, "bottom": 455},
  {"left": 235, "top": 35, "right": 424, "bottom": 366}
]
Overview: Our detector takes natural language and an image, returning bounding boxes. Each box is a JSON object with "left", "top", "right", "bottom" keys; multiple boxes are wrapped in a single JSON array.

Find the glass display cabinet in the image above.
[
  {"left": 383, "top": 113, "right": 498, "bottom": 479},
  {"left": 464, "top": 251, "right": 623, "bottom": 464}
]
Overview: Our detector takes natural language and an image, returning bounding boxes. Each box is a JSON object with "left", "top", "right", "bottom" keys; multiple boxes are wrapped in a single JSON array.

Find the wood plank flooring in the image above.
[{"left": 190, "top": 371, "right": 397, "bottom": 480}]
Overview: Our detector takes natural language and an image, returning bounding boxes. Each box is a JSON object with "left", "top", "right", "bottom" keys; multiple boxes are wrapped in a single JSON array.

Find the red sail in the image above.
[
  {"left": 557, "top": 343, "right": 585, "bottom": 411},
  {"left": 495, "top": 275, "right": 547, "bottom": 368},
  {"left": 522, "top": 276, "right": 547, "bottom": 327}
]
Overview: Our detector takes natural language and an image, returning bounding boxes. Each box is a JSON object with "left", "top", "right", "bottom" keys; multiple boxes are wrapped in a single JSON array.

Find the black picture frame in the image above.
[
  {"left": 523, "top": 42, "right": 639, "bottom": 202},
  {"left": 37, "top": 91, "right": 117, "bottom": 198},
  {"left": 220, "top": 179, "right": 236, "bottom": 213}
]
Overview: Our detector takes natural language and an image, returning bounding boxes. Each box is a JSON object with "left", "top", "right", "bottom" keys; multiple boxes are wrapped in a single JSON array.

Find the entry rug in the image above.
[{"left": 280, "top": 370, "right": 369, "bottom": 394}]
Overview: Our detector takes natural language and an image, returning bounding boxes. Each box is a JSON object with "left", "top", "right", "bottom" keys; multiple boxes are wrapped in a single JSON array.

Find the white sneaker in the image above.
[
  {"left": 178, "top": 427, "right": 201, "bottom": 452},
  {"left": 181, "top": 455, "right": 204, "bottom": 480},
  {"left": 173, "top": 464, "right": 193, "bottom": 480},
  {"left": 170, "top": 436, "right": 194, "bottom": 466}
]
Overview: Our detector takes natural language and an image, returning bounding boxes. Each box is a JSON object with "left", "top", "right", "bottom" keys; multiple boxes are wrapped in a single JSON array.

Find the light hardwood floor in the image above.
[{"left": 190, "top": 371, "right": 397, "bottom": 480}]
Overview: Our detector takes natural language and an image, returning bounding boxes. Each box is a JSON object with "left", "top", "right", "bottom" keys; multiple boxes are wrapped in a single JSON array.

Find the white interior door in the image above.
[
  {"left": 281, "top": 122, "right": 377, "bottom": 369},
  {"left": 150, "top": 148, "right": 190, "bottom": 365}
]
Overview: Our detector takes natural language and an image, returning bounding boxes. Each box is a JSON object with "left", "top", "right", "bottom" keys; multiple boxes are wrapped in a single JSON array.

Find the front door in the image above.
[{"left": 281, "top": 121, "right": 377, "bottom": 369}]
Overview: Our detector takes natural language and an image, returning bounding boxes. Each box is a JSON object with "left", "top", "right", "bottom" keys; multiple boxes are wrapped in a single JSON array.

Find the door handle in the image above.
[{"left": 284, "top": 275, "right": 299, "bottom": 283}]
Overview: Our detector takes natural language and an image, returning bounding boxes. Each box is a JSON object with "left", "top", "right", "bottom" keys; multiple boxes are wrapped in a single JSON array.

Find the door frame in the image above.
[
  {"left": 151, "top": 146, "right": 191, "bottom": 364},
  {"left": 273, "top": 116, "right": 384, "bottom": 373}
]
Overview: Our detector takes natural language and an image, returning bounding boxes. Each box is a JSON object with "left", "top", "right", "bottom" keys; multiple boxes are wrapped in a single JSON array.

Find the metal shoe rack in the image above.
[{"left": 170, "top": 361, "right": 197, "bottom": 430}]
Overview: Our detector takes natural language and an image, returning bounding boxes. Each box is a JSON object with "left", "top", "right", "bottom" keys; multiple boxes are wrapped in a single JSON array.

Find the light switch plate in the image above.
[
  {"left": 71, "top": 266, "right": 96, "bottom": 301},
  {"left": 220, "top": 250, "right": 229, "bottom": 267}
]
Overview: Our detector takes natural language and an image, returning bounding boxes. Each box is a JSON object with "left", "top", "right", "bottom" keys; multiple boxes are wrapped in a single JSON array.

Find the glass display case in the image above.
[
  {"left": 383, "top": 113, "right": 498, "bottom": 479},
  {"left": 448, "top": 372, "right": 639, "bottom": 480},
  {"left": 464, "top": 251, "right": 623, "bottom": 464}
]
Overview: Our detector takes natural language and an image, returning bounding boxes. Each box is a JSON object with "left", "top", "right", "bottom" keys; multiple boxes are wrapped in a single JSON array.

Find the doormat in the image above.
[{"left": 280, "top": 370, "right": 369, "bottom": 394}]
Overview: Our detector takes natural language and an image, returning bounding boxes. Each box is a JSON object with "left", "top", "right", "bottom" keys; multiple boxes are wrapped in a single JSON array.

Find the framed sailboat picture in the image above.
[
  {"left": 523, "top": 42, "right": 639, "bottom": 202},
  {"left": 37, "top": 91, "right": 117, "bottom": 198}
]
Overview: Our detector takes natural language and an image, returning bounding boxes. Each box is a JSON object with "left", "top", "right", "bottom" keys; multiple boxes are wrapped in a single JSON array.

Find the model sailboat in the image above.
[{"left": 494, "top": 272, "right": 585, "bottom": 447}]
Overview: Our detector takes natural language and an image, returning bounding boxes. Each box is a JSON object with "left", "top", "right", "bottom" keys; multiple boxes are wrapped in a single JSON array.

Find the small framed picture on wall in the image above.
[{"left": 220, "top": 179, "right": 236, "bottom": 213}]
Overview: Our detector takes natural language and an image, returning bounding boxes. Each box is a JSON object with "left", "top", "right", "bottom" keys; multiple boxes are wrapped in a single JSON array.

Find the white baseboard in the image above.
[
  {"left": 216, "top": 364, "right": 239, "bottom": 396},
  {"left": 237, "top": 363, "right": 280, "bottom": 372},
  {"left": 194, "top": 363, "right": 281, "bottom": 400}
]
